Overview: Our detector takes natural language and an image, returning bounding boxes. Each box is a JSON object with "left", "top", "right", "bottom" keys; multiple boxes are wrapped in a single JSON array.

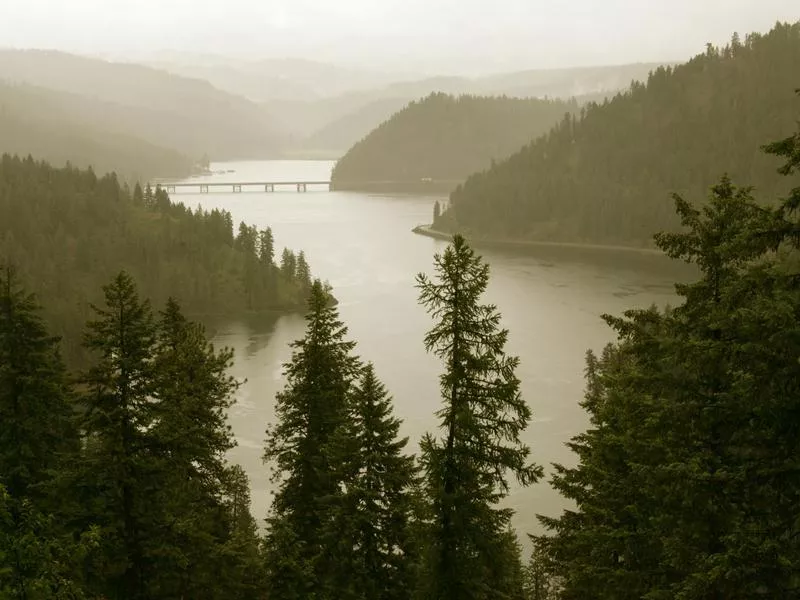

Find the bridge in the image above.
[
  {"left": 150, "top": 179, "right": 466, "bottom": 194},
  {"left": 156, "top": 180, "right": 331, "bottom": 193}
]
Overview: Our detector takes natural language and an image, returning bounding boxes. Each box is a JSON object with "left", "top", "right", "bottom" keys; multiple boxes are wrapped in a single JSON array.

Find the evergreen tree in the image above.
[
  {"left": 76, "top": 272, "right": 158, "bottom": 600},
  {"left": 0, "top": 266, "right": 75, "bottom": 504},
  {"left": 263, "top": 279, "right": 360, "bottom": 597},
  {"left": 296, "top": 250, "right": 312, "bottom": 292},
  {"left": 147, "top": 297, "right": 242, "bottom": 598},
  {"left": 433, "top": 200, "right": 441, "bottom": 224},
  {"left": 0, "top": 268, "right": 83, "bottom": 597},
  {"left": 280, "top": 248, "right": 298, "bottom": 281},
  {"left": 259, "top": 227, "right": 275, "bottom": 267},
  {"left": 325, "top": 363, "right": 419, "bottom": 600},
  {"left": 540, "top": 169, "right": 800, "bottom": 598},
  {"left": 415, "top": 235, "right": 542, "bottom": 599}
]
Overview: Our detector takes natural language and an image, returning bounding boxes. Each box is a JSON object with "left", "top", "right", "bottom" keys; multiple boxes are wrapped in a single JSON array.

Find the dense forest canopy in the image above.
[
  {"left": 0, "top": 50, "right": 288, "bottom": 167},
  {"left": 331, "top": 93, "right": 577, "bottom": 191},
  {"left": 0, "top": 154, "right": 313, "bottom": 366},
  {"left": 440, "top": 22, "right": 800, "bottom": 247},
  {"left": 0, "top": 82, "right": 192, "bottom": 181}
]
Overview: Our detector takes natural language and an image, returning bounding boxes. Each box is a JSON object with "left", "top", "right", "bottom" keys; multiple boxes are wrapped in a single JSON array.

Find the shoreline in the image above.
[{"left": 411, "top": 224, "right": 666, "bottom": 257}]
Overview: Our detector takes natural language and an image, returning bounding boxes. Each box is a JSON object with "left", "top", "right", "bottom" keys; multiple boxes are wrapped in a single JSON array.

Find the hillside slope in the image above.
[
  {"left": 0, "top": 82, "right": 192, "bottom": 180},
  {"left": 331, "top": 93, "right": 577, "bottom": 192},
  {"left": 441, "top": 23, "right": 800, "bottom": 246},
  {"left": 0, "top": 50, "right": 287, "bottom": 160},
  {"left": 0, "top": 155, "right": 312, "bottom": 365}
]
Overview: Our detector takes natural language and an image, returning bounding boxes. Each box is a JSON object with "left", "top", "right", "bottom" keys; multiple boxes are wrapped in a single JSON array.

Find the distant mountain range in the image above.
[{"left": 0, "top": 48, "right": 667, "bottom": 175}]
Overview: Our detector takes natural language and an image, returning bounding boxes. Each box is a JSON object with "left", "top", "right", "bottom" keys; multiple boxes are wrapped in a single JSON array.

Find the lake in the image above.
[{"left": 175, "top": 159, "right": 684, "bottom": 542}]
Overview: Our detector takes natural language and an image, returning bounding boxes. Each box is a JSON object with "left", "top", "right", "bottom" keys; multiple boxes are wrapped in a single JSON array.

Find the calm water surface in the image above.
[{"left": 176, "top": 160, "right": 683, "bottom": 540}]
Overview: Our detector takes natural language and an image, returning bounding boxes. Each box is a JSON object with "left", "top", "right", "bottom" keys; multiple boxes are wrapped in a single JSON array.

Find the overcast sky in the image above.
[{"left": 2, "top": 0, "right": 799, "bottom": 73}]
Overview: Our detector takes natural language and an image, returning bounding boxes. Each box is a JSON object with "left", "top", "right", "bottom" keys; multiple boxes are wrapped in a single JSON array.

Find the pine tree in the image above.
[
  {"left": 0, "top": 267, "right": 83, "bottom": 597},
  {"left": 147, "top": 297, "right": 241, "bottom": 598},
  {"left": 259, "top": 227, "right": 275, "bottom": 267},
  {"left": 280, "top": 248, "right": 297, "bottom": 281},
  {"left": 263, "top": 279, "right": 360, "bottom": 597},
  {"left": 76, "top": 271, "right": 158, "bottom": 600},
  {"left": 325, "top": 363, "right": 419, "bottom": 600},
  {"left": 0, "top": 266, "right": 75, "bottom": 504},
  {"left": 539, "top": 172, "right": 800, "bottom": 598},
  {"left": 433, "top": 200, "right": 441, "bottom": 224},
  {"left": 415, "top": 234, "right": 542, "bottom": 599},
  {"left": 296, "top": 250, "right": 312, "bottom": 292}
]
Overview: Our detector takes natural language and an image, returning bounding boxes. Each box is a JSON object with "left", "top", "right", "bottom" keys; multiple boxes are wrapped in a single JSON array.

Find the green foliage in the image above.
[
  {"left": 415, "top": 234, "right": 541, "bottom": 599},
  {"left": 446, "top": 23, "right": 800, "bottom": 245},
  {"left": 0, "top": 266, "right": 75, "bottom": 503},
  {"left": 0, "top": 155, "right": 311, "bottom": 366},
  {"left": 332, "top": 93, "right": 576, "bottom": 191},
  {"left": 263, "top": 279, "right": 360, "bottom": 597},
  {"left": 0, "top": 486, "right": 99, "bottom": 600},
  {"left": 540, "top": 130, "right": 800, "bottom": 597},
  {"left": 325, "top": 363, "right": 420, "bottom": 600}
]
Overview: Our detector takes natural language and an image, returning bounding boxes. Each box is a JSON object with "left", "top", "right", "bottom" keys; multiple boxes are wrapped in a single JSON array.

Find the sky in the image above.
[{"left": 2, "top": 0, "right": 799, "bottom": 74}]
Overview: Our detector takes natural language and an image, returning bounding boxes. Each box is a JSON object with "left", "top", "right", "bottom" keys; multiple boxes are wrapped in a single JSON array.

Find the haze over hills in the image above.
[
  {"left": 0, "top": 49, "right": 289, "bottom": 165},
  {"left": 331, "top": 93, "right": 578, "bottom": 192},
  {"left": 267, "top": 62, "right": 666, "bottom": 155},
  {"left": 438, "top": 23, "right": 800, "bottom": 247},
  {"left": 0, "top": 82, "right": 192, "bottom": 181}
]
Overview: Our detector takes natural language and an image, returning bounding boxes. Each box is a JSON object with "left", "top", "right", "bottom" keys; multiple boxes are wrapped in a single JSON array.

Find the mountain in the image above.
[
  {"left": 261, "top": 62, "right": 666, "bottom": 156},
  {"left": 147, "top": 54, "right": 409, "bottom": 101},
  {"left": 299, "top": 97, "right": 410, "bottom": 155},
  {"left": 439, "top": 23, "right": 800, "bottom": 247},
  {"left": 331, "top": 93, "right": 577, "bottom": 192},
  {"left": 0, "top": 49, "right": 287, "bottom": 161},
  {"left": 0, "top": 81, "right": 192, "bottom": 180}
]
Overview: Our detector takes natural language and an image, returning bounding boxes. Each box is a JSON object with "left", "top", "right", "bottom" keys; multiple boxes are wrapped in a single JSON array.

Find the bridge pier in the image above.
[
  {"left": 265, "top": 183, "right": 274, "bottom": 192},
  {"left": 166, "top": 185, "right": 176, "bottom": 193},
  {"left": 233, "top": 184, "right": 242, "bottom": 193},
  {"left": 200, "top": 184, "right": 209, "bottom": 193},
  {"left": 297, "top": 183, "right": 307, "bottom": 192}
]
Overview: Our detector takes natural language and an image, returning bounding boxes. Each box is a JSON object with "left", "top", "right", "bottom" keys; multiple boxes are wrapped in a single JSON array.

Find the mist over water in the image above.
[{"left": 176, "top": 159, "right": 681, "bottom": 537}]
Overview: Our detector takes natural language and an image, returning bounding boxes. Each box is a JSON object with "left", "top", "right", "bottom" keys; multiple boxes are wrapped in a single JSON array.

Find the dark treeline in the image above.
[
  {"left": 331, "top": 93, "right": 577, "bottom": 192},
  {"left": 441, "top": 22, "right": 800, "bottom": 246},
  {"left": 0, "top": 155, "right": 313, "bottom": 366},
  {"left": 1, "top": 115, "right": 799, "bottom": 597}
]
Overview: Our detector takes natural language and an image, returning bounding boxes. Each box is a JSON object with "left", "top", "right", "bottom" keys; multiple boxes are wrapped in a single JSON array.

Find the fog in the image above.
[{"left": 4, "top": 0, "right": 799, "bottom": 73}]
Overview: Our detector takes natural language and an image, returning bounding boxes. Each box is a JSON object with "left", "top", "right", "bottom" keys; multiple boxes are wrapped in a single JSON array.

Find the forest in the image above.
[
  {"left": 2, "top": 115, "right": 799, "bottom": 597},
  {"left": 0, "top": 155, "right": 313, "bottom": 366},
  {"left": 331, "top": 93, "right": 577, "bottom": 192},
  {"left": 438, "top": 22, "right": 800, "bottom": 247}
]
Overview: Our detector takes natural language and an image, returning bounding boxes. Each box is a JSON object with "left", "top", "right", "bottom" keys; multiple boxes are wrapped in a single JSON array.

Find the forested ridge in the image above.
[
  {"left": 0, "top": 154, "right": 313, "bottom": 366},
  {"left": 331, "top": 93, "right": 577, "bottom": 191},
  {"left": 2, "top": 114, "right": 800, "bottom": 597},
  {"left": 0, "top": 82, "right": 193, "bottom": 182},
  {"left": 0, "top": 50, "right": 288, "bottom": 170},
  {"left": 440, "top": 22, "right": 800, "bottom": 247}
]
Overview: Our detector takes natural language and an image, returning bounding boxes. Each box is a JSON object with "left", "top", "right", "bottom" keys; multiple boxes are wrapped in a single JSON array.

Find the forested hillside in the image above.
[
  {"left": 0, "top": 155, "right": 313, "bottom": 365},
  {"left": 0, "top": 49, "right": 288, "bottom": 162},
  {"left": 331, "top": 93, "right": 577, "bottom": 191},
  {"left": 0, "top": 82, "right": 192, "bottom": 181},
  {"left": 441, "top": 22, "right": 800, "bottom": 246}
]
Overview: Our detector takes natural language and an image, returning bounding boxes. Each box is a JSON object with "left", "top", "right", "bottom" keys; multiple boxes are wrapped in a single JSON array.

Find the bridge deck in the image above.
[{"left": 163, "top": 181, "right": 331, "bottom": 187}]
